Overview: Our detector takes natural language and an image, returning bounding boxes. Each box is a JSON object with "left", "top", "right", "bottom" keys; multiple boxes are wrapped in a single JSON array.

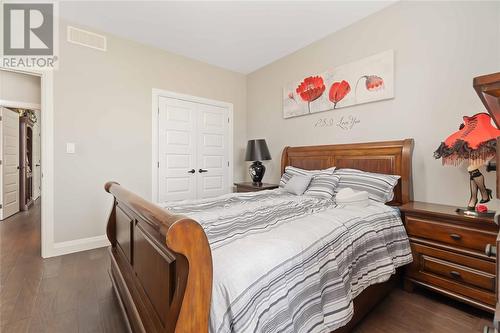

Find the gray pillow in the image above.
[
  {"left": 280, "top": 166, "right": 335, "bottom": 188},
  {"left": 334, "top": 168, "right": 400, "bottom": 203},
  {"left": 284, "top": 175, "right": 312, "bottom": 195},
  {"left": 304, "top": 174, "right": 341, "bottom": 199}
]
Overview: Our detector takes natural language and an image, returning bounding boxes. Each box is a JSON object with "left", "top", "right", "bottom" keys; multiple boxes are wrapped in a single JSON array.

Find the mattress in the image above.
[{"left": 163, "top": 189, "right": 412, "bottom": 333}]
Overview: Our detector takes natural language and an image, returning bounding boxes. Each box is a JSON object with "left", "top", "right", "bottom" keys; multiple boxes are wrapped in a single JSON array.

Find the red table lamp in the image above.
[{"left": 434, "top": 112, "right": 500, "bottom": 215}]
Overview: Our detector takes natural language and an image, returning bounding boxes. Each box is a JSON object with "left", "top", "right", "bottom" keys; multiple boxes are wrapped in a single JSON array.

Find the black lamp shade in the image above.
[{"left": 245, "top": 139, "right": 271, "bottom": 161}]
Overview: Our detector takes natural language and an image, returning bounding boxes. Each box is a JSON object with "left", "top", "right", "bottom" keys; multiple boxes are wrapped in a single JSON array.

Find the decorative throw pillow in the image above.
[
  {"left": 279, "top": 166, "right": 335, "bottom": 188},
  {"left": 284, "top": 175, "right": 312, "bottom": 195},
  {"left": 304, "top": 174, "right": 341, "bottom": 199},
  {"left": 334, "top": 168, "right": 400, "bottom": 203},
  {"left": 335, "top": 188, "right": 370, "bottom": 207}
]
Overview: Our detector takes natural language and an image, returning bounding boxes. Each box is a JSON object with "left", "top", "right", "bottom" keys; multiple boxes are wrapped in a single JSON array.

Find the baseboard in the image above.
[{"left": 51, "top": 234, "right": 110, "bottom": 257}]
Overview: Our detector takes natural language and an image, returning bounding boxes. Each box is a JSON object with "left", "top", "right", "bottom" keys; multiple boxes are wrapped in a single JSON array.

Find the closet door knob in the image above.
[
  {"left": 187, "top": 169, "right": 196, "bottom": 174},
  {"left": 198, "top": 169, "right": 208, "bottom": 173}
]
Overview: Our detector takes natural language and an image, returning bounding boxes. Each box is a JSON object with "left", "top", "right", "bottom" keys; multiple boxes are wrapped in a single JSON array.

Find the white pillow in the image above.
[
  {"left": 336, "top": 188, "right": 370, "bottom": 207},
  {"left": 284, "top": 175, "right": 312, "bottom": 195}
]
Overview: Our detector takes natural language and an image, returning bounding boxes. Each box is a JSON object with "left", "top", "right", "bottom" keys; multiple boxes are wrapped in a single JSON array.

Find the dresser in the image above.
[
  {"left": 234, "top": 182, "right": 279, "bottom": 193},
  {"left": 400, "top": 201, "right": 499, "bottom": 312}
]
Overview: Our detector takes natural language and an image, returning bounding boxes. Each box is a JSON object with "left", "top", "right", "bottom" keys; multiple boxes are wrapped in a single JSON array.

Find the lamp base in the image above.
[
  {"left": 455, "top": 207, "right": 496, "bottom": 218},
  {"left": 249, "top": 161, "right": 266, "bottom": 185}
]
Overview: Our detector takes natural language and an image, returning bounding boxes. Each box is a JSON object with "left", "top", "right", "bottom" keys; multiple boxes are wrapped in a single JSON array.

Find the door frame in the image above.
[
  {"left": 151, "top": 89, "right": 234, "bottom": 203},
  {"left": 0, "top": 66, "right": 55, "bottom": 258}
]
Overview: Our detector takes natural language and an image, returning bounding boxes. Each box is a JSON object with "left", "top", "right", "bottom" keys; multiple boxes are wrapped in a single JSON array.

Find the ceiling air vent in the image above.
[{"left": 67, "top": 26, "right": 107, "bottom": 51}]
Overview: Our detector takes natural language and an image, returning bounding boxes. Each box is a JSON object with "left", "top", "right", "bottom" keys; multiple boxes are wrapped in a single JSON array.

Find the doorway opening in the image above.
[{"left": 0, "top": 69, "right": 43, "bottom": 256}]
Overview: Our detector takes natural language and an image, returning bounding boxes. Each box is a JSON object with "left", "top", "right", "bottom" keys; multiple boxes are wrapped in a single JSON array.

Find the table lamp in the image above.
[
  {"left": 245, "top": 139, "right": 271, "bottom": 186},
  {"left": 434, "top": 112, "right": 500, "bottom": 216}
]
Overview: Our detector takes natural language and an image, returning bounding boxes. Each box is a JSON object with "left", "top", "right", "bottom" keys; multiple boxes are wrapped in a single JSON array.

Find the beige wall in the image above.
[
  {"left": 54, "top": 21, "right": 247, "bottom": 242},
  {"left": 247, "top": 1, "right": 500, "bottom": 208},
  {"left": 49, "top": 1, "right": 500, "bottom": 243},
  {"left": 0, "top": 70, "right": 41, "bottom": 104}
]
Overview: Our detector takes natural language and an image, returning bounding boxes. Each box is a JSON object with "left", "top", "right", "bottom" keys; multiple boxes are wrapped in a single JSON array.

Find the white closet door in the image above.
[
  {"left": 196, "top": 104, "right": 229, "bottom": 199},
  {"left": 1, "top": 107, "right": 20, "bottom": 220},
  {"left": 158, "top": 97, "right": 197, "bottom": 202}
]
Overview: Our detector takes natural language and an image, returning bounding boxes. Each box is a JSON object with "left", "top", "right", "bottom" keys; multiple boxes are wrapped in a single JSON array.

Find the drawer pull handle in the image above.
[
  {"left": 450, "top": 270, "right": 461, "bottom": 279},
  {"left": 483, "top": 325, "right": 493, "bottom": 333},
  {"left": 485, "top": 244, "right": 497, "bottom": 257},
  {"left": 449, "top": 233, "right": 462, "bottom": 241}
]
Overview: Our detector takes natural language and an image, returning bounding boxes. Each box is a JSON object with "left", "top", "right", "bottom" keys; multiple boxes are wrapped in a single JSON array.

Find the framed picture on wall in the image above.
[{"left": 283, "top": 50, "right": 394, "bottom": 119}]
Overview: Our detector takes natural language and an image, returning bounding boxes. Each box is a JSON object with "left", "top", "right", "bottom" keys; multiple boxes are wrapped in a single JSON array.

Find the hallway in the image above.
[{"left": 0, "top": 200, "right": 127, "bottom": 332}]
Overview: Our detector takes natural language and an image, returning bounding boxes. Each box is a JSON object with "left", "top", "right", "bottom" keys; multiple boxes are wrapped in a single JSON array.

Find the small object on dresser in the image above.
[
  {"left": 400, "top": 201, "right": 499, "bottom": 313},
  {"left": 234, "top": 182, "right": 279, "bottom": 193},
  {"left": 476, "top": 204, "right": 488, "bottom": 213},
  {"left": 245, "top": 139, "right": 271, "bottom": 186}
]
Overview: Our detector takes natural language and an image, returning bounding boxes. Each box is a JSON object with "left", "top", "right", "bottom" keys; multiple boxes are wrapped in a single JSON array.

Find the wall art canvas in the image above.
[{"left": 283, "top": 50, "right": 394, "bottom": 119}]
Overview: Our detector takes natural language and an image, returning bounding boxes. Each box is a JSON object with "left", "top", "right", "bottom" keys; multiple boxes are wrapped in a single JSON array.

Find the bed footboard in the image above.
[{"left": 105, "top": 182, "right": 213, "bottom": 333}]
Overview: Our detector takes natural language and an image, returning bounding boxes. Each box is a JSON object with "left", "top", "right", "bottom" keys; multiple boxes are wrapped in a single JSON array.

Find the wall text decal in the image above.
[
  {"left": 336, "top": 115, "right": 361, "bottom": 130},
  {"left": 313, "top": 115, "right": 361, "bottom": 130}
]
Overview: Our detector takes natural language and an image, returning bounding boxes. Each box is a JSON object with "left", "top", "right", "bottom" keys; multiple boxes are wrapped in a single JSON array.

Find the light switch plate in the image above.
[{"left": 66, "top": 143, "right": 76, "bottom": 154}]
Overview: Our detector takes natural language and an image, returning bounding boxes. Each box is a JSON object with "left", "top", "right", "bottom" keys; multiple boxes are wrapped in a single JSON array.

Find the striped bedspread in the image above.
[{"left": 163, "top": 189, "right": 412, "bottom": 333}]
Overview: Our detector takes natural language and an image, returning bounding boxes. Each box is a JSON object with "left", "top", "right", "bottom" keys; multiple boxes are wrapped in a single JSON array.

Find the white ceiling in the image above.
[{"left": 59, "top": 1, "right": 395, "bottom": 74}]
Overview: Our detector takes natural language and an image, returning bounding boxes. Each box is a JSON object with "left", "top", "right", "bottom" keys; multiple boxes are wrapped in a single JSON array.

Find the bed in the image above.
[{"left": 105, "top": 139, "right": 414, "bottom": 333}]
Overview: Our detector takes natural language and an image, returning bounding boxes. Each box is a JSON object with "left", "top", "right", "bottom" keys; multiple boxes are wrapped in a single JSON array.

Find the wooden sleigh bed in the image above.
[{"left": 105, "top": 138, "right": 414, "bottom": 333}]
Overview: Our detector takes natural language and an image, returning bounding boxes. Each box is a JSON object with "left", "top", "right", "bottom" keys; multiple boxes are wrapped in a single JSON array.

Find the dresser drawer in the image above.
[
  {"left": 405, "top": 215, "right": 497, "bottom": 254},
  {"left": 406, "top": 241, "right": 497, "bottom": 310},
  {"left": 409, "top": 242, "right": 495, "bottom": 274},
  {"left": 421, "top": 255, "right": 495, "bottom": 291},
  {"left": 407, "top": 270, "right": 496, "bottom": 309}
]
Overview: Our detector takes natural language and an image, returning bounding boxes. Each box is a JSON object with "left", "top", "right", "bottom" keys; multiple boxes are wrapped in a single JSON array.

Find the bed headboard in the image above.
[{"left": 281, "top": 139, "right": 414, "bottom": 206}]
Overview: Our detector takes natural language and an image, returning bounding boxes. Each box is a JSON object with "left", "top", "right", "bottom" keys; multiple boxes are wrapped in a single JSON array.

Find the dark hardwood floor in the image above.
[
  {"left": 354, "top": 287, "right": 492, "bottom": 333},
  {"left": 0, "top": 200, "right": 127, "bottom": 333},
  {"left": 0, "top": 200, "right": 493, "bottom": 332}
]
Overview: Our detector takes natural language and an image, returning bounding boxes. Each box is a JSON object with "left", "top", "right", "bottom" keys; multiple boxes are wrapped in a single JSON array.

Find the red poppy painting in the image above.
[
  {"left": 295, "top": 76, "right": 326, "bottom": 113},
  {"left": 283, "top": 50, "right": 394, "bottom": 119},
  {"left": 328, "top": 80, "right": 351, "bottom": 109},
  {"left": 355, "top": 75, "right": 384, "bottom": 92},
  {"left": 296, "top": 76, "right": 325, "bottom": 102}
]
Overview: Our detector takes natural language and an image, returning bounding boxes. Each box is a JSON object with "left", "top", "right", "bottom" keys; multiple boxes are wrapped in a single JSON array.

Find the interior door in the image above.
[
  {"left": 158, "top": 97, "right": 197, "bottom": 202},
  {"left": 33, "top": 112, "right": 41, "bottom": 200},
  {"left": 1, "top": 107, "right": 20, "bottom": 220},
  {"left": 196, "top": 104, "right": 229, "bottom": 199}
]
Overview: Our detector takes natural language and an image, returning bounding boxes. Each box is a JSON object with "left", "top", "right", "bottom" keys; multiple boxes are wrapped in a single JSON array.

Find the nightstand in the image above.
[
  {"left": 400, "top": 201, "right": 499, "bottom": 312},
  {"left": 234, "top": 182, "right": 279, "bottom": 193}
]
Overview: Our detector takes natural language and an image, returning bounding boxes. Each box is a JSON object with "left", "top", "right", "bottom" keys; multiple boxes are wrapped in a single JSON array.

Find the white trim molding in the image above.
[
  {"left": 39, "top": 70, "right": 56, "bottom": 258},
  {"left": 151, "top": 88, "right": 234, "bottom": 203},
  {"left": 52, "top": 234, "right": 110, "bottom": 257},
  {"left": 0, "top": 99, "right": 41, "bottom": 111}
]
